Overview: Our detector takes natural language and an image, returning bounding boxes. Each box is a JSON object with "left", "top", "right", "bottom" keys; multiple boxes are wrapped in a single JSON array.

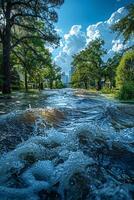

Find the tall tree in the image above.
[
  {"left": 116, "top": 50, "right": 134, "bottom": 100},
  {"left": 111, "top": 3, "right": 134, "bottom": 42},
  {"left": 116, "top": 50, "right": 134, "bottom": 87},
  {"left": 12, "top": 37, "right": 52, "bottom": 92},
  {"left": 0, "top": 0, "right": 64, "bottom": 94},
  {"left": 103, "top": 53, "right": 122, "bottom": 88},
  {"left": 71, "top": 39, "right": 106, "bottom": 90}
]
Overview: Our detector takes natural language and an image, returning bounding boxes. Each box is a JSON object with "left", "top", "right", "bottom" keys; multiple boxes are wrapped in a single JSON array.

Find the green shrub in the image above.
[
  {"left": 116, "top": 50, "right": 134, "bottom": 100},
  {"left": 101, "top": 87, "right": 115, "bottom": 94},
  {"left": 117, "top": 81, "right": 134, "bottom": 100}
]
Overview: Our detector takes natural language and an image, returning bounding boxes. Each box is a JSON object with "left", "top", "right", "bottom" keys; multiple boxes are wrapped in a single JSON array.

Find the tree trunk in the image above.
[
  {"left": 39, "top": 82, "right": 43, "bottom": 90},
  {"left": 50, "top": 80, "right": 53, "bottom": 89},
  {"left": 96, "top": 79, "right": 102, "bottom": 91},
  {"left": 24, "top": 69, "right": 28, "bottom": 92},
  {"left": 2, "top": 4, "right": 11, "bottom": 94},
  {"left": 84, "top": 81, "right": 88, "bottom": 89}
]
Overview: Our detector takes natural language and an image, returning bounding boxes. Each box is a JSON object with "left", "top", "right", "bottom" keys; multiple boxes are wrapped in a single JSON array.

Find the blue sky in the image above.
[
  {"left": 53, "top": 0, "right": 134, "bottom": 74},
  {"left": 56, "top": 0, "right": 134, "bottom": 33}
]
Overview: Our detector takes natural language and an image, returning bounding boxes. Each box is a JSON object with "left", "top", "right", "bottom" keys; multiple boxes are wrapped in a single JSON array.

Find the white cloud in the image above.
[
  {"left": 54, "top": 25, "right": 86, "bottom": 74},
  {"left": 63, "top": 25, "right": 86, "bottom": 55},
  {"left": 55, "top": 28, "right": 63, "bottom": 34},
  {"left": 86, "top": 7, "right": 129, "bottom": 56},
  {"left": 69, "top": 25, "right": 82, "bottom": 35},
  {"left": 107, "top": 7, "right": 127, "bottom": 25},
  {"left": 54, "top": 7, "right": 134, "bottom": 74},
  {"left": 112, "top": 39, "right": 124, "bottom": 52}
]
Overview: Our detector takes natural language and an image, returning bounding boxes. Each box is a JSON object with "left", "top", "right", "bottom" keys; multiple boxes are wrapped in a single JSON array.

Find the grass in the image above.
[
  {"left": 99, "top": 87, "right": 117, "bottom": 100},
  {"left": 87, "top": 87, "right": 134, "bottom": 103}
]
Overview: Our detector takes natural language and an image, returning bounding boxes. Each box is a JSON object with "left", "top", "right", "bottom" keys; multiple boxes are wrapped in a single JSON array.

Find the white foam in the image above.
[{"left": 0, "top": 123, "right": 133, "bottom": 199}]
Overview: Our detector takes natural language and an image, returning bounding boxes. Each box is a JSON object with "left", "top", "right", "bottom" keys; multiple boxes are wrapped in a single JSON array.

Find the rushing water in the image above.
[{"left": 0, "top": 89, "right": 134, "bottom": 200}]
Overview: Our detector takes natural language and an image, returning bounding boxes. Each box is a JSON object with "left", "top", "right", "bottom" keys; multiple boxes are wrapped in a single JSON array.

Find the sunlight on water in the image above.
[{"left": 0, "top": 89, "right": 133, "bottom": 200}]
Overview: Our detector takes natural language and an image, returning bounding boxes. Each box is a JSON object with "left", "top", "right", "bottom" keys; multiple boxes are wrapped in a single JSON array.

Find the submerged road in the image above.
[{"left": 0, "top": 89, "right": 134, "bottom": 200}]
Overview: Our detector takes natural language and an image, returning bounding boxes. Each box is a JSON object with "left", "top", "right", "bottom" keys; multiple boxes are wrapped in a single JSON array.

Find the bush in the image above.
[
  {"left": 101, "top": 87, "right": 115, "bottom": 94},
  {"left": 116, "top": 50, "right": 134, "bottom": 100},
  {"left": 117, "top": 81, "right": 134, "bottom": 100}
]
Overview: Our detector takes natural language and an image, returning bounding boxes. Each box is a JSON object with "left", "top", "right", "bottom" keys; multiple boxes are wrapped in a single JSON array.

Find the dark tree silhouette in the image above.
[{"left": 0, "top": 0, "right": 64, "bottom": 94}]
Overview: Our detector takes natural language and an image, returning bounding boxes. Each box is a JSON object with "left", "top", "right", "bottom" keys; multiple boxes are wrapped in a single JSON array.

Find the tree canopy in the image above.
[
  {"left": 71, "top": 38, "right": 106, "bottom": 89},
  {"left": 116, "top": 50, "right": 134, "bottom": 100},
  {"left": 111, "top": 3, "right": 134, "bottom": 43},
  {"left": 0, "top": 0, "right": 64, "bottom": 93},
  {"left": 116, "top": 50, "right": 134, "bottom": 86}
]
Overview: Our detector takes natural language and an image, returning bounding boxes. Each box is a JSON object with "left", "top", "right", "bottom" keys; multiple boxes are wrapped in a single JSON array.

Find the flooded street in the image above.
[{"left": 0, "top": 89, "right": 134, "bottom": 200}]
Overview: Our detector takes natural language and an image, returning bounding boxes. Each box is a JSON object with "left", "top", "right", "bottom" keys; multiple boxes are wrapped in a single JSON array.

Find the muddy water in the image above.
[{"left": 0, "top": 89, "right": 134, "bottom": 200}]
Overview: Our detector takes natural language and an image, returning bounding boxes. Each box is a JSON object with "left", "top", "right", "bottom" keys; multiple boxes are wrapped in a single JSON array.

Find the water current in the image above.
[{"left": 0, "top": 89, "right": 133, "bottom": 200}]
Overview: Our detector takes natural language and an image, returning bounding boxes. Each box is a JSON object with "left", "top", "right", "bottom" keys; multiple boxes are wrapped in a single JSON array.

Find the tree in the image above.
[
  {"left": 0, "top": 44, "right": 3, "bottom": 89},
  {"left": 103, "top": 53, "right": 122, "bottom": 88},
  {"left": 116, "top": 50, "right": 134, "bottom": 100},
  {"left": 43, "top": 62, "right": 62, "bottom": 89},
  {"left": 111, "top": 3, "right": 134, "bottom": 43},
  {"left": 12, "top": 36, "right": 52, "bottom": 92},
  {"left": 116, "top": 50, "right": 134, "bottom": 86},
  {"left": 0, "top": 0, "right": 64, "bottom": 94},
  {"left": 71, "top": 38, "right": 106, "bottom": 90},
  {"left": 11, "top": 67, "right": 20, "bottom": 90},
  {"left": 71, "top": 62, "right": 94, "bottom": 89},
  {"left": 54, "top": 66, "right": 63, "bottom": 88},
  {"left": 29, "top": 51, "right": 53, "bottom": 91}
]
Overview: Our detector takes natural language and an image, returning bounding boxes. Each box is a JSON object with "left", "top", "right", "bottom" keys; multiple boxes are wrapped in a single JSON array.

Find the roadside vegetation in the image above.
[
  {"left": 0, "top": 0, "right": 64, "bottom": 94},
  {"left": 71, "top": 3, "right": 134, "bottom": 100},
  {"left": 0, "top": 2, "right": 133, "bottom": 101}
]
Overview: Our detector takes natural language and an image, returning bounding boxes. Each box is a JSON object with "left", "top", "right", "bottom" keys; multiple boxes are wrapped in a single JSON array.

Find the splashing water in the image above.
[{"left": 0, "top": 89, "right": 134, "bottom": 200}]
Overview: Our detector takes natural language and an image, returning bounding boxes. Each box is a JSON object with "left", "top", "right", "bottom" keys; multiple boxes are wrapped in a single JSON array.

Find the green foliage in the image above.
[
  {"left": 117, "top": 81, "right": 134, "bottom": 100},
  {"left": 71, "top": 63, "right": 92, "bottom": 89},
  {"left": 11, "top": 68, "right": 21, "bottom": 90},
  {"left": 0, "top": 0, "right": 64, "bottom": 93},
  {"left": 0, "top": 47, "right": 3, "bottom": 87},
  {"left": 103, "top": 53, "right": 122, "bottom": 88},
  {"left": 71, "top": 38, "right": 106, "bottom": 89},
  {"left": 116, "top": 50, "right": 134, "bottom": 86},
  {"left": 11, "top": 35, "right": 63, "bottom": 91},
  {"left": 116, "top": 50, "right": 134, "bottom": 100},
  {"left": 111, "top": 4, "right": 134, "bottom": 42},
  {"left": 101, "top": 87, "right": 115, "bottom": 94}
]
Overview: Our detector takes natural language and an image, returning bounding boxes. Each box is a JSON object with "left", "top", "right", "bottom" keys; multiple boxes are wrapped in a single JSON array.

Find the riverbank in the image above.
[{"left": 84, "top": 88, "right": 134, "bottom": 104}]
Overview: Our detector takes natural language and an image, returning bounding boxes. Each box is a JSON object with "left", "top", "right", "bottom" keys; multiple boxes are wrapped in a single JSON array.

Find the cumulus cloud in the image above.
[
  {"left": 107, "top": 7, "right": 127, "bottom": 25},
  {"left": 54, "top": 25, "right": 86, "bottom": 73},
  {"left": 63, "top": 25, "right": 86, "bottom": 55},
  {"left": 112, "top": 39, "right": 124, "bottom": 52},
  {"left": 54, "top": 7, "right": 134, "bottom": 74},
  {"left": 86, "top": 7, "right": 129, "bottom": 56}
]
